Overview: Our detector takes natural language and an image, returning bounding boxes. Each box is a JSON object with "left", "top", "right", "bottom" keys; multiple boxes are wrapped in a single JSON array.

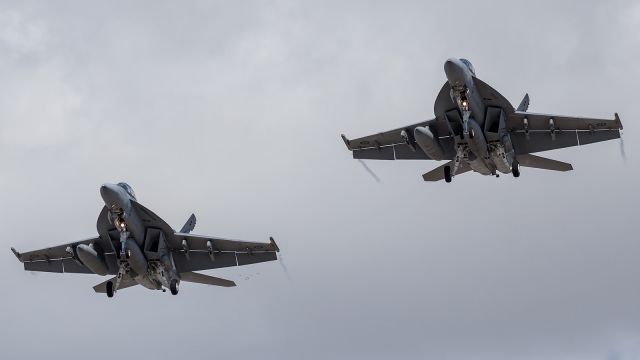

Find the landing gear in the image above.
[
  {"left": 170, "top": 279, "right": 179, "bottom": 295},
  {"left": 444, "top": 166, "right": 452, "bottom": 183},
  {"left": 512, "top": 160, "right": 520, "bottom": 178},
  {"left": 106, "top": 281, "right": 114, "bottom": 298},
  {"left": 119, "top": 230, "right": 130, "bottom": 261}
]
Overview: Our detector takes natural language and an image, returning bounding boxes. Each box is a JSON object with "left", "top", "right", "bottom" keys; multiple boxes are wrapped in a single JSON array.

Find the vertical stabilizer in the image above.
[
  {"left": 516, "top": 93, "right": 530, "bottom": 112},
  {"left": 179, "top": 214, "right": 197, "bottom": 233}
]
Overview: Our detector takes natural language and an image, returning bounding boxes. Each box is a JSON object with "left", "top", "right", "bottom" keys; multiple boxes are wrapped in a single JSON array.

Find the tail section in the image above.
[
  {"left": 516, "top": 154, "right": 573, "bottom": 172},
  {"left": 180, "top": 271, "right": 236, "bottom": 287},
  {"left": 93, "top": 276, "right": 138, "bottom": 293},
  {"left": 422, "top": 161, "right": 472, "bottom": 182}
]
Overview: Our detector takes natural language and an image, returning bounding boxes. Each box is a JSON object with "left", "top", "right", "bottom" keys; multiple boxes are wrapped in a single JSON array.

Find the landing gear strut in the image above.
[{"left": 119, "top": 230, "right": 130, "bottom": 260}]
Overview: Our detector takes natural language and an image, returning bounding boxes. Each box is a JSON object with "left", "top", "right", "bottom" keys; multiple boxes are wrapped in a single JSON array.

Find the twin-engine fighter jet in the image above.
[
  {"left": 11, "top": 183, "right": 280, "bottom": 297},
  {"left": 342, "top": 58, "right": 624, "bottom": 182}
]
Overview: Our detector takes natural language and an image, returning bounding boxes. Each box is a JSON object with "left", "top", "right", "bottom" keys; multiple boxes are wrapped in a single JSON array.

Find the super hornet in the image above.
[
  {"left": 341, "top": 58, "right": 624, "bottom": 182},
  {"left": 11, "top": 183, "right": 280, "bottom": 297}
]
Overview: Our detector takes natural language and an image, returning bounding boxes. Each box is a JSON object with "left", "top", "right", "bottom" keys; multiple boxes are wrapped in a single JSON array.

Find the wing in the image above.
[
  {"left": 171, "top": 234, "right": 280, "bottom": 273},
  {"left": 11, "top": 238, "right": 118, "bottom": 274},
  {"left": 508, "top": 112, "right": 623, "bottom": 154},
  {"left": 341, "top": 119, "right": 455, "bottom": 160}
]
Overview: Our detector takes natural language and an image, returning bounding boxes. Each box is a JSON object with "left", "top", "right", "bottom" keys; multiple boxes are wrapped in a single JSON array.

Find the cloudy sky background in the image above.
[{"left": 0, "top": 1, "right": 638, "bottom": 359}]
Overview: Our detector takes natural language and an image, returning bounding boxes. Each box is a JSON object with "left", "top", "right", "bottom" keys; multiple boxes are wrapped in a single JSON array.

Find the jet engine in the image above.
[
  {"left": 414, "top": 126, "right": 445, "bottom": 160},
  {"left": 76, "top": 244, "right": 109, "bottom": 276}
]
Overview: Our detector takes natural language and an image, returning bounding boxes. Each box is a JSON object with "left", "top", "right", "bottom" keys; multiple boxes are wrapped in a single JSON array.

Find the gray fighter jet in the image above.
[
  {"left": 341, "top": 58, "right": 624, "bottom": 182},
  {"left": 11, "top": 183, "right": 280, "bottom": 297}
]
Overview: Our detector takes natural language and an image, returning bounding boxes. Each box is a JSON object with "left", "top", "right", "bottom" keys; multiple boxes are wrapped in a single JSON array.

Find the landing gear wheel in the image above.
[
  {"left": 512, "top": 160, "right": 520, "bottom": 178},
  {"left": 170, "top": 279, "right": 179, "bottom": 295},
  {"left": 106, "top": 281, "right": 114, "bottom": 298},
  {"left": 444, "top": 165, "right": 452, "bottom": 183}
]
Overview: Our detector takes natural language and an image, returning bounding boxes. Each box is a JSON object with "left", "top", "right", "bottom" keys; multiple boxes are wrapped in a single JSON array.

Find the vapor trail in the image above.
[{"left": 358, "top": 159, "right": 381, "bottom": 183}]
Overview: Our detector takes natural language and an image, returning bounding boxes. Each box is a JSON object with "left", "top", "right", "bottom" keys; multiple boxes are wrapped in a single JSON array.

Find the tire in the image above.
[
  {"left": 512, "top": 161, "right": 520, "bottom": 178},
  {"left": 106, "top": 281, "right": 114, "bottom": 298},
  {"left": 444, "top": 165, "right": 452, "bottom": 183},
  {"left": 170, "top": 279, "right": 179, "bottom": 295}
]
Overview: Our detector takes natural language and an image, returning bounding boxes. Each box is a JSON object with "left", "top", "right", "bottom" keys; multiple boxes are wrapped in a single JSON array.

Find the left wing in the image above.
[
  {"left": 508, "top": 112, "right": 623, "bottom": 154},
  {"left": 341, "top": 119, "right": 455, "bottom": 160},
  {"left": 172, "top": 234, "right": 280, "bottom": 273},
  {"left": 11, "top": 238, "right": 118, "bottom": 274}
]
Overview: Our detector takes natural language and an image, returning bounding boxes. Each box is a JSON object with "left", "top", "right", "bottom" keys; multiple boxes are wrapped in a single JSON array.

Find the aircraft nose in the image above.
[
  {"left": 444, "top": 58, "right": 465, "bottom": 86},
  {"left": 100, "top": 183, "right": 120, "bottom": 208}
]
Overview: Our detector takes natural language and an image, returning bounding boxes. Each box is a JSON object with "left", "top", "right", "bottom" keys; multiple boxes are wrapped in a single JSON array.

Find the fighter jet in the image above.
[
  {"left": 341, "top": 58, "right": 624, "bottom": 182},
  {"left": 11, "top": 183, "right": 280, "bottom": 297}
]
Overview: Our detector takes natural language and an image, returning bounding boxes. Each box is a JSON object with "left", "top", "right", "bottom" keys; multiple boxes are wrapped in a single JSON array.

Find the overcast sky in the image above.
[{"left": 0, "top": 1, "right": 638, "bottom": 359}]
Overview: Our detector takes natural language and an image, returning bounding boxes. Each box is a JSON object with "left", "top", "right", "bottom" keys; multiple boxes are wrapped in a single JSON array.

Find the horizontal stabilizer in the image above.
[
  {"left": 422, "top": 161, "right": 471, "bottom": 181},
  {"left": 180, "top": 271, "right": 236, "bottom": 287},
  {"left": 180, "top": 213, "right": 197, "bottom": 234},
  {"left": 93, "top": 277, "right": 138, "bottom": 293},
  {"left": 517, "top": 154, "right": 573, "bottom": 172},
  {"left": 516, "top": 93, "right": 530, "bottom": 112}
]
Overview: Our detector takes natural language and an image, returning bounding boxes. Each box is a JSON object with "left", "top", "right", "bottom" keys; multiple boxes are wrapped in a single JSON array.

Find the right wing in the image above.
[
  {"left": 508, "top": 112, "right": 623, "bottom": 154},
  {"left": 11, "top": 238, "right": 118, "bottom": 274},
  {"left": 341, "top": 119, "right": 454, "bottom": 160},
  {"left": 171, "top": 234, "right": 280, "bottom": 273}
]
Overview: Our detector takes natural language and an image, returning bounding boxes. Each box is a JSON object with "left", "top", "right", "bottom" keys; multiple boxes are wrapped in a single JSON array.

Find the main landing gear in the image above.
[
  {"left": 170, "top": 279, "right": 179, "bottom": 295},
  {"left": 444, "top": 166, "right": 452, "bottom": 183},
  {"left": 512, "top": 160, "right": 520, "bottom": 178},
  {"left": 106, "top": 281, "right": 114, "bottom": 298}
]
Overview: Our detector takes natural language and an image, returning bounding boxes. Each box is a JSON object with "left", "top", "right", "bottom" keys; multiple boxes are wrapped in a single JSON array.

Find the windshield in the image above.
[
  {"left": 117, "top": 182, "right": 136, "bottom": 200},
  {"left": 460, "top": 58, "right": 476, "bottom": 76}
]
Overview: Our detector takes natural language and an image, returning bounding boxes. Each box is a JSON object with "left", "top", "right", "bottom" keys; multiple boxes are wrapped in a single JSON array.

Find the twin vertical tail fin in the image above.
[
  {"left": 179, "top": 214, "right": 197, "bottom": 233},
  {"left": 516, "top": 93, "right": 530, "bottom": 112}
]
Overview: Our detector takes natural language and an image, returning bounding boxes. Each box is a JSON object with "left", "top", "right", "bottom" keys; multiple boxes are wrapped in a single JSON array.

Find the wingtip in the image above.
[
  {"left": 341, "top": 134, "right": 351, "bottom": 150},
  {"left": 11, "top": 247, "right": 22, "bottom": 262},
  {"left": 269, "top": 236, "right": 280, "bottom": 252},
  {"left": 615, "top": 113, "right": 623, "bottom": 130}
]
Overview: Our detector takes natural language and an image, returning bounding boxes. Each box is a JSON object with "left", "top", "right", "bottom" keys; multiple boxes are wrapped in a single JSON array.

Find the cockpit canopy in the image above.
[
  {"left": 460, "top": 58, "right": 476, "bottom": 76},
  {"left": 117, "top": 182, "right": 136, "bottom": 200}
]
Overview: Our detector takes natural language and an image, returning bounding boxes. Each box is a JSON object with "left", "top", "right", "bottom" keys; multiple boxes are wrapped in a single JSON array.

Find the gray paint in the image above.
[
  {"left": 343, "top": 59, "right": 623, "bottom": 180},
  {"left": 12, "top": 183, "right": 279, "bottom": 295},
  {"left": 0, "top": 1, "right": 638, "bottom": 359}
]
